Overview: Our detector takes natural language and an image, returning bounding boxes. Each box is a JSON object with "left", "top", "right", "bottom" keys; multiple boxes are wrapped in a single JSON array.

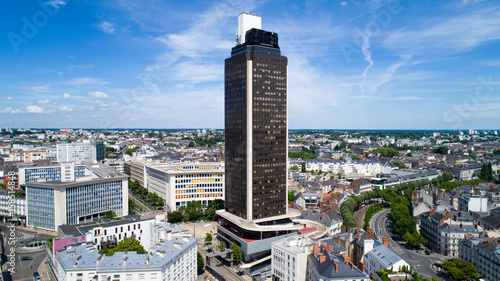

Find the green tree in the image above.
[
  {"left": 479, "top": 163, "right": 494, "bottom": 182},
  {"left": 99, "top": 238, "right": 147, "bottom": 256},
  {"left": 442, "top": 172, "right": 454, "bottom": 182},
  {"left": 373, "top": 147, "right": 400, "bottom": 158},
  {"left": 101, "top": 210, "right": 117, "bottom": 220},
  {"left": 290, "top": 165, "right": 299, "bottom": 171},
  {"left": 393, "top": 162, "right": 408, "bottom": 169},
  {"left": 205, "top": 233, "right": 213, "bottom": 243},
  {"left": 197, "top": 252, "right": 205, "bottom": 273},
  {"left": 493, "top": 149, "right": 500, "bottom": 155},
  {"left": 230, "top": 243, "right": 242, "bottom": 264},
  {"left": 167, "top": 210, "right": 184, "bottom": 223},
  {"left": 288, "top": 191, "right": 295, "bottom": 204},
  {"left": 431, "top": 146, "right": 449, "bottom": 154},
  {"left": 218, "top": 241, "right": 226, "bottom": 251},
  {"left": 184, "top": 201, "right": 204, "bottom": 222},
  {"left": 125, "top": 146, "right": 139, "bottom": 155},
  {"left": 301, "top": 162, "right": 307, "bottom": 173},
  {"left": 441, "top": 259, "right": 478, "bottom": 280}
]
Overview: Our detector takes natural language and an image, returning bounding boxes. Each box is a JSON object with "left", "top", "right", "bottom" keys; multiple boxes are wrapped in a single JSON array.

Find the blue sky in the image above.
[{"left": 1, "top": 0, "right": 499, "bottom": 130}]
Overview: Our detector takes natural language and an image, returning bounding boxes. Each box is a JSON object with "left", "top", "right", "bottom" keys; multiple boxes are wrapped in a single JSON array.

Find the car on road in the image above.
[
  {"left": 21, "top": 256, "right": 33, "bottom": 261},
  {"left": 33, "top": 272, "right": 41, "bottom": 281}
]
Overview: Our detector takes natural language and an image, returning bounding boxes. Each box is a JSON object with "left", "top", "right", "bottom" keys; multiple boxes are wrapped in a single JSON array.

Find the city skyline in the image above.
[{"left": 1, "top": 0, "right": 500, "bottom": 130}]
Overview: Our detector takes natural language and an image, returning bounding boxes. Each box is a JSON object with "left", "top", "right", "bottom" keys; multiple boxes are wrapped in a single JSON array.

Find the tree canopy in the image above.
[
  {"left": 230, "top": 243, "right": 242, "bottom": 264},
  {"left": 431, "top": 146, "right": 449, "bottom": 154},
  {"left": 442, "top": 259, "right": 478, "bottom": 280},
  {"left": 373, "top": 147, "right": 399, "bottom": 158},
  {"left": 99, "top": 238, "right": 147, "bottom": 256}
]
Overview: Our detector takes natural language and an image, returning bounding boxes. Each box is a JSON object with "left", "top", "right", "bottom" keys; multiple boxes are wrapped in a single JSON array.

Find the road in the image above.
[
  {"left": 370, "top": 209, "right": 445, "bottom": 279},
  {"left": 1, "top": 224, "right": 52, "bottom": 281}
]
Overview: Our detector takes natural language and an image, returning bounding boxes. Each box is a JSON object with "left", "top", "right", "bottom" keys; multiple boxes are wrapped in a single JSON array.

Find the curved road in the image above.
[{"left": 370, "top": 209, "right": 444, "bottom": 279}]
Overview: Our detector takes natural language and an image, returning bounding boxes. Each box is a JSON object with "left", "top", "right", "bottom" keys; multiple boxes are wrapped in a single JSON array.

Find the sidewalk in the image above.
[{"left": 37, "top": 257, "right": 54, "bottom": 281}]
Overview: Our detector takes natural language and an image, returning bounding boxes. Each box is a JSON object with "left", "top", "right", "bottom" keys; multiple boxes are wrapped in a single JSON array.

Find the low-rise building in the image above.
[
  {"left": 50, "top": 222, "right": 197, "bottom": 281},
  {"left": 364, "top": 244, "right": 409, "bottom": 279}
]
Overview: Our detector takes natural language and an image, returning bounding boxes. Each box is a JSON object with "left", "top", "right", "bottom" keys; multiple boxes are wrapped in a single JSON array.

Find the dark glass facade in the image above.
[{"left": 225, "top": 29, "right": 288, "bottom": 220}]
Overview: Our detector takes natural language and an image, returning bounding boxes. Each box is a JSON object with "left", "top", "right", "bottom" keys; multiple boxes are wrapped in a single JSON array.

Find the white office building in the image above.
[
  {"left": 146, "top": 162, "right": 224, "bottom": 210},
  {"left": 24, "top": 163, "right": 128, "bottom": 231},
  {"left": 272, "top": 235, "right": 314, "bottom": 281},
  {"left": 56, "top": 141, "right": 105, "bottom": 164}
]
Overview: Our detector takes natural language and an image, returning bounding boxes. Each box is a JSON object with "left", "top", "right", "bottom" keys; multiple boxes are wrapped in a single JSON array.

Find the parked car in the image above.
[{"left": 21, "top": 256, "right": 33, "bottom": 261}]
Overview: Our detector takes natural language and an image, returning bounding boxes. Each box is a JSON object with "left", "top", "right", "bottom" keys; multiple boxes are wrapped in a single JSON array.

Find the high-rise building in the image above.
[
  {"left": 224, "top": 12, "right": 288, "bottom": 220},
  {"left": 217, "top": 13, "right": 303, "bottom": 264}
]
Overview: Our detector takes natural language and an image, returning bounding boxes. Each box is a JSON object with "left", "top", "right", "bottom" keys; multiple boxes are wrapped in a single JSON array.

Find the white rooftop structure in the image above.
[{"left": 237, "top": 12, "right": 261, "bottom": 45}]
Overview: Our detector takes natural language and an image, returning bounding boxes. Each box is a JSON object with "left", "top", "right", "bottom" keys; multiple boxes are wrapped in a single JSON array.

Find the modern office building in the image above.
[
  {"left": 224, "top": 12, "right": 288, "bottom": 220},
  {"left": 217, "top": 13, "right": 305, "bottom": 265},
  {"left": 146, "top": 162, "right": 224, "bottom": 210},
  {"left": 23, "top": 163, "right": 128, "bottom": 231},
  {"left": 56, "top": 141, "right": 105, "bottom": 164}
]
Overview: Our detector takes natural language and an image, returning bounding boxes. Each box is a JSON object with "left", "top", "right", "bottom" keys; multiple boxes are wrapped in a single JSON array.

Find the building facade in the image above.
[
  {"left": 23, "top": 163, "right": 128, "bottom": 231},
  {"left": 271, "top": 235, "right": 313, "bottom": 281},
  {"left": 224, "top": 12, "right": 288, "bottom": 220},
  {"left": 146, "top": 162, "right": 224, "bottom": 210},
  {"left": 56, "top": 141, "right": 105, "bottom": 164},
  {"left": 459, "top": 237, "right": 500, "bottom": 281}
]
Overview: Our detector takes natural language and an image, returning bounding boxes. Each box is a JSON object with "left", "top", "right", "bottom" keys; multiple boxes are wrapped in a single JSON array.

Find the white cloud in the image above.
[
  {"left": 62, "top": 93, "right": 72, "bottom": 99},
  {"left": 384, "top": 7, "right": 500, "bottom": 53},
  {"left": 6, "top": 97, "right": 14, "bottom": 101},
  {"left": 37, "top": 99, "right": 50, "bottom": 104},
  {"left": 59, "top": 106, "right": 73, "bottom": 112},
  {"left": 44, "top": 0, "right": 66, "bottom": 8},
  {"left": 99, "top": 22, "right": 115, "bottom": 34},
  {"left": 1, "top": 107, "right": 22, "bottom": 114},
  {"left": 29, "top": 85, "right": 50, "bottom": 92},
  {"left": 88, "top": 91, "right": 109, "bottom": 99},
  {"left": 26, "top": 105, "right": 54, "bottom": 114},
  {"left": 65, "top": 78, "right": 110, "bottom": 86},
  {"left": 341, "top": 1, "right": 347, "bottom": 6}
]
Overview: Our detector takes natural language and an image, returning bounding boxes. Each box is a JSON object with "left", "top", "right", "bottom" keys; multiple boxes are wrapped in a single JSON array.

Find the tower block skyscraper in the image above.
[
  {"left": 225, "top": 13, "right": 288, "bottom": 220},
  {"left": 217, "top": 13, "right": 303, "bottom": 262}
]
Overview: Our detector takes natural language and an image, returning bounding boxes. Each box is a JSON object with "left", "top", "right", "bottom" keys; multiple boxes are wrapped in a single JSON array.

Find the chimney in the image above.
[
  {"left": 319, "top": 254, "right": 326, "bottom": 263},
  {"left": 328, "top": 245, "right": 333, "bottom": 252},
  {"left": 313, "top": 243, "right": 320, "bottom": 255},
  {"left": 348, "top": 262, "right": 354, "bottom": 269},
  {"left": 359, "top": 261, "right": 365, "bottom": 272},
  {"left": 344, "top": 256, "right": 351, "bottom": 263},
  {"left": 333, "top": 261, "right": 338, "bottom": 272},
  {"left": 357, "top": 232, "right": 361, "bottom": 241},
  {"left": 383, "top": 238, "right": 389, "bottom": 247}
]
